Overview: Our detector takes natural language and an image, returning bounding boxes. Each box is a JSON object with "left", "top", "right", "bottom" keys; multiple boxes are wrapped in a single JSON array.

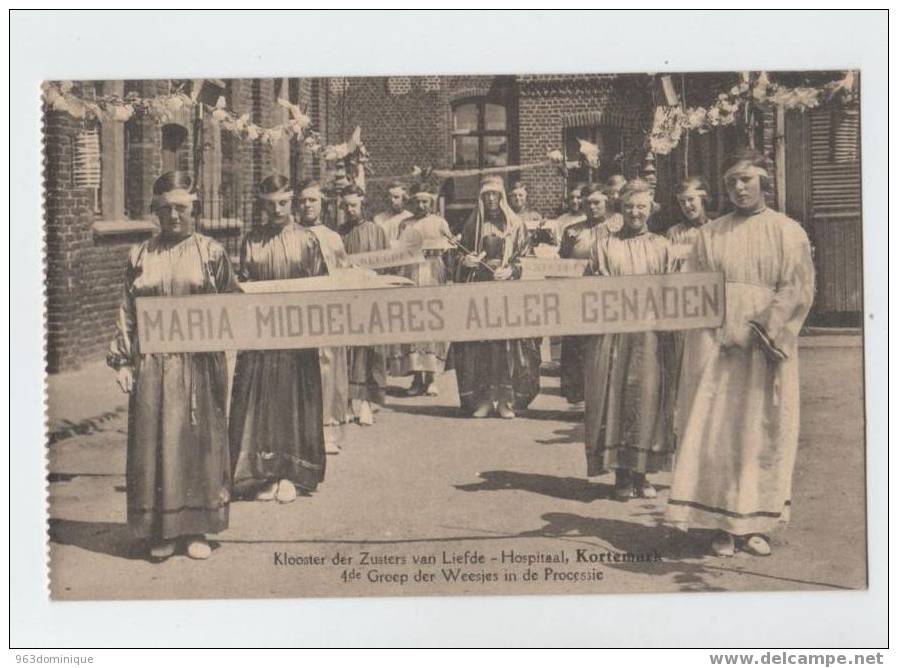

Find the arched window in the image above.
[{"left": 450, "top": 97, "right": 508, "bottom": 203}]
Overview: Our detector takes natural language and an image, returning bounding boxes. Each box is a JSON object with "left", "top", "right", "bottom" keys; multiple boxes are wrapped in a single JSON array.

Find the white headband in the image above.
[
  {"left": 724, "top": 163, "right": 769, "bottom": 181},
  {"left": 152, "top": 189, "right": 197, "bottom": 209},
  {"left": 259, "top": 190, "right": 294, "bottom": 202}
]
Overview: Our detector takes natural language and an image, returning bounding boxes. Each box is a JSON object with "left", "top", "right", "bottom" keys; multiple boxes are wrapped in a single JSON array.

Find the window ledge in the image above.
[
  {"left": 198, "top": 218, "right": 245, "bottom": 233},
  {"left": 91, "top": 219, "right": 159, "bottom": 237}
]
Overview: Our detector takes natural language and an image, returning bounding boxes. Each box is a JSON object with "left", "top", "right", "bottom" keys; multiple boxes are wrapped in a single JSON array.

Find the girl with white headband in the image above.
[
  {"left": 667, "top": 176, "right": 712, "bottom": 268},
  {"left": 108, "top": 171, "right": 237, "bottom": 560},
  {"left": 229, "top": 174, "right": 329, "bottom": 505},
  {"left": 666, "top": 148, "right": 815, "bottom": 557},
  {"left": 391, "top": 183, "right": 452, "bottom": 397}
]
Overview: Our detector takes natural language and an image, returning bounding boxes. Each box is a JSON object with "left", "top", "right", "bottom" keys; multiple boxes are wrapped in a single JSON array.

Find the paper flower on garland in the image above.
[
  {"left": 211, "top": 96, "right": 230, "bottom": 122},
  {"left": 277, "top": 97, "right": 311, "bottom": 132}
]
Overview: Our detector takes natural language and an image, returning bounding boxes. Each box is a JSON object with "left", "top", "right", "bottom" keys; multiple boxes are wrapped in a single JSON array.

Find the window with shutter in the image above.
[{"left": 810, "top": 107, "right": 861, "bottom": 218}]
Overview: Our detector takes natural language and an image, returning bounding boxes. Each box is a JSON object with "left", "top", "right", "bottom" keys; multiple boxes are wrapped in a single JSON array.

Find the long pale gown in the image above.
[
  {"left": 583, "top": 228, "right": 677, "bottom": 477},
  {"left": 108, "top": 233, "right": 236, "bottom": 540},
  {"left": 229, "top": 222, "right": 327, "bottom": 493},
  {"left": 389, "top": 214, "right": 452, "bottom": 376},
  {"left": 558, "top": 214, "right": 622, "bottom": 403},
  {"left": 342, "top": 219, "right": 389, "bottom": 404},
  {"left": 304, "top": 223, "right": 351, "bottom": 427},
  {"left": 666, "top": 208, "right": 815, "bottom": 535}
]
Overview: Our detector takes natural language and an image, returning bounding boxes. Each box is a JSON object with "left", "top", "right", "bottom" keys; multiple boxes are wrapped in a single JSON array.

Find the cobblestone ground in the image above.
[{"left": 47, "top": 345, "right": 866, "bottom": 600}]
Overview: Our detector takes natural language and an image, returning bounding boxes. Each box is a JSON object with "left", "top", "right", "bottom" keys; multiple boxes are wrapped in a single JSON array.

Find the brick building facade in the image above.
[{"left": 44, "top": 72, "right": 862, "bottom": 372}]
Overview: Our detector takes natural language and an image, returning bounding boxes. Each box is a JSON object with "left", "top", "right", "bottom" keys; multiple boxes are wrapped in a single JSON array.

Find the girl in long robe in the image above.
[
  {"left": 228, "top": 175, "right": 328, "bottom": 504},
  {"left": 558, "top": 184, "right": 621, "bottom": 404},
  {"left": 390, "top": 186, "right": 452, "bottom": 396},
  {"left": 583, "top": 179, "right": 677, "bottom": 501},
  {"left": 108, "top": 171, "right": 236, "bottom": 561},
  {"left": 666, "top": 150, "right": 815, "bottom": 557},
  {"left": 295, "top": 180, "right": 352, "bottom": 449},
  {"left": 341, "top": 185, "right": 389, "bottom": 425},
  {"left": 454, "top": 176, "right": 541, "bottom": 418}
]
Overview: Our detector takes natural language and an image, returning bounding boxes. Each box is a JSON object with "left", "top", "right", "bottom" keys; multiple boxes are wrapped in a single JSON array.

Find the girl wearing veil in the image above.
[{"left": 454, "top": 176, "right": 541, "bottom": 418}]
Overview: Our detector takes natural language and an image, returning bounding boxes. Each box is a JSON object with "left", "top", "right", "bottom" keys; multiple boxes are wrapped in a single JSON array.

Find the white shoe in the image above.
[
  {"left": 276, "top": 479, "right": 297, "bottom": 504},
  {"left": 186, "top": 537, "right": 212, "bottom": 560},
  {"left": 255, "top": 480, "right": 278, "bottom": 501},
  {"left": 357, "top": 400, "right": 374, "bottom": 426},
  {"left": 742, "top": 535, "right": 772, "bottom": 557}
]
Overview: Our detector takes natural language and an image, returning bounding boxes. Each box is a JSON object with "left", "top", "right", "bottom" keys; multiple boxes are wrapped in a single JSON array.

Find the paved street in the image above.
[{"left": 47, "top": 339, "right": 867, "bottom": 600}]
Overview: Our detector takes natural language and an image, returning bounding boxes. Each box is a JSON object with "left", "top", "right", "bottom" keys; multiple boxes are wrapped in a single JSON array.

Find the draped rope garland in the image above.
[
  {"left": 42, "top": 80, "right": 600, "bottom": 189},
  {"left": 648, "top": 70, "right": 859, "bottom": 155}
]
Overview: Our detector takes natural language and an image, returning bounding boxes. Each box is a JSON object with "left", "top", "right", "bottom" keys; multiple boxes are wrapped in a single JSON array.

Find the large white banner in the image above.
[{"left": 136, "top": 272, "right": 725, "bottom": 354}]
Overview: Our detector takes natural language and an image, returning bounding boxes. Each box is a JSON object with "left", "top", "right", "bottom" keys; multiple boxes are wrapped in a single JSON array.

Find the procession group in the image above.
[{"left": 107, "top": 147, "right": 815, "bottom": 562}]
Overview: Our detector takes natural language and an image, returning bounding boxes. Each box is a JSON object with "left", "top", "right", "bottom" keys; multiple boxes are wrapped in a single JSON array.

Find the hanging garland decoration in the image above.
[
  {"left": 649, "top": 70, "right": 858, "bottom": 155},
  {"left": 366, "top": 141, "right": 597, "bottom": 190},
  {"left": 41, "top": 80, "right": 323, "bottom": 150},
  {"left": 42, "top": 80, "right": 602, "bottom": 191}
]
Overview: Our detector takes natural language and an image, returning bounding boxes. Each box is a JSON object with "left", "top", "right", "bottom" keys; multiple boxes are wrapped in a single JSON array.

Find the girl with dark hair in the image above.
[
  {"left": 557, "top": 183, "right": 622, "bottom": 404},
  {"left": 582, "top": 179, "right": 677, "bottom": 501},
  {"left": 108, "top": 171, "right": 237, "bottom": 560},
  {"left": 666, "top": 149, "right": 815, "bottom": 557},
  {"left": 228, "top": 174, "right": 328, "bottom": 504},
  {"left": 340, "top": 184, "right": 389, "bottom": 425}
]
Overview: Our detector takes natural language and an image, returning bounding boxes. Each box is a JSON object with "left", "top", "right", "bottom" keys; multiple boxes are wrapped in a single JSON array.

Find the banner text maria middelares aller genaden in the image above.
[{"left": 135, "top": 273, "right": 725, "bottom": 354}]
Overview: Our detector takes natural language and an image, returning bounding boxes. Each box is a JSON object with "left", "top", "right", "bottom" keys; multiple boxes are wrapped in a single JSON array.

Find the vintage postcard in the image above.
[{"left": 44, "top": 70, "right": 866, "bottom": 601}]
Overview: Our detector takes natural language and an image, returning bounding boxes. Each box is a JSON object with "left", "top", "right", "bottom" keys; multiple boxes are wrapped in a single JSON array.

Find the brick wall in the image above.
[
  {"left": 45, "top": 78, "right": 283, "bottom": 372},
  {"left": 44, "top": 100, "right": 93, "bottom": 373}
]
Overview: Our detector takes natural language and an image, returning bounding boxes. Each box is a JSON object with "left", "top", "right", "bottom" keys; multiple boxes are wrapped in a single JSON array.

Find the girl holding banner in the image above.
[
  {"left": 391, "top": 184, "right": 452, "bottom": 397},
  {"left": 558, "top": 183, "right": 622, "bottom": 405},
  {"left": 583, "top": 179, "right": 677, "bottom": 501},
  {"left": 340, "top": 184, "right": 389, "bottom": 425},
  {"left": 454, "top": 176, "right": 541, "bottom": 418},
  {"left": 228, "top": 175, "right": 328, "bottom": 504},
  {"left": 108, "top": 171, "right": 236, "bottom": 560}
]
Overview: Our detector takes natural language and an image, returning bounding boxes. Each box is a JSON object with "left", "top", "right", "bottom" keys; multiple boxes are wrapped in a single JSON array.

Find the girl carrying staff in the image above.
[
  {"left": 228, "top": 175, "right": 328, "bottom": 503},
  {"left": 108, "top": 171, "right": 236, "bottom": 560},
  {"left": 454, "top": 176, "right": 541, "bottom": 418}
]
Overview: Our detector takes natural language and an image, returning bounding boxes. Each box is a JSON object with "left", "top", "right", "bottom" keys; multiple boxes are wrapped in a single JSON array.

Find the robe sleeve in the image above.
[
  {"left": 558, "top": 226, "right": 576, "bottom": 259},
  {"left": 237, "top": 235, "right": 253, "bottom": 283},
  {"left": 587, "top": 236, "right": 611, "bottom": 277},
  {"left": 211, "top": 242, "right": 239, "bottom": 293},
  {"left": 107, "top": 243, "right": 143, "bottom": 370},
  {"left": 303, "top": 232, "right": 329, "bottom": 277},
  {"left": 753, "top": 224, "right": 816, "bottom": 350},
  {"left": 507, "top": 224, "right": 527, "bottom": 280}
]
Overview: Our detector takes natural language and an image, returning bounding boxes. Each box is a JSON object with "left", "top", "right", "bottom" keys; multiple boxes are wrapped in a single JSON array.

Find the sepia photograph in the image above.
[
  {"left": 9, "top": 8, "right": 887, "bottom": 650},
  {"left": 44, "top": 67, "right": 867, "bottom": 600}
]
